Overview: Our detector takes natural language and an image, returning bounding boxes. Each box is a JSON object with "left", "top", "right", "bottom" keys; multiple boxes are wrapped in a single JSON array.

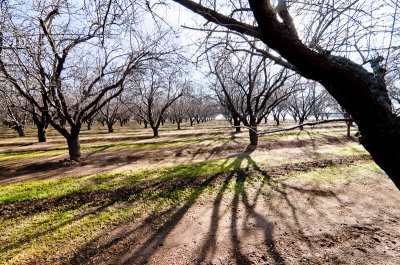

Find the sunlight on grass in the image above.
[
  {"left": 0, "top": 180, "right": 225, "bottom": 264},
  {"left": 289, "top": 161, "right": 381, "bottom": 182},
  {"left": 314, "top": 145, "right": 369, "bottom": 156},
  {"left": 0, "top": 157, "right": 254, "bottom": 205}
]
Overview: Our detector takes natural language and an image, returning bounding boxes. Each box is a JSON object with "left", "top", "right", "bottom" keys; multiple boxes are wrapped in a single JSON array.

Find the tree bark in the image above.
[
  {"left": 249, "top": 127, "right": 258, "bottom": 146},
  {"left": 37, "top": 125, "right": 46, "bottom": 142},
  {"left": 17, "top": 126, "right": 25, "bottom": 137},
  {"left": 144, "top": 121, "right": 148, "bottom": 128},
  {"left": 152, "top": 127, "right": 159, "bottom": 137},
  {"left": 347, "top": 122, "right": 351, "bottom": 137},
  {"left": 234, "top": 118, "right": 241, "bottom": 132},
  {"left": 107, "top": 123, "right": 114, "bottom": 133},
  {"left": 67, "top": 136, "right": 81, "bottom": 161},
  {"left": 177, "top": 122, "right": 181, "bottom": 130},
  {"left": 299, "top": 118, "right": 304, "bottom": 131}
]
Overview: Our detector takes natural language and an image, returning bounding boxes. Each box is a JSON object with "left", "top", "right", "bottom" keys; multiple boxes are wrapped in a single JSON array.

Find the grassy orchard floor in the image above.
[{"left": 0, "top": 120, "right": 399, "bottom": 264}]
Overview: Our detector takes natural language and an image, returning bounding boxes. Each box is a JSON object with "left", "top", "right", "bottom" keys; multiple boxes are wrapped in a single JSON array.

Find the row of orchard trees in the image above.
[{"left": 0, "top": 0, "right": 212, "bottom": 160}]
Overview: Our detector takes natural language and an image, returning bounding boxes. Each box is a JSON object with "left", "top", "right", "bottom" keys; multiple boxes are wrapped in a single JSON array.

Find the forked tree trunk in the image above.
[
  {"left": 67, "top": 136, "right": 81, "bottom": 161},
  {"left": 32, "top": 113, "right": 47, "bottom": 142}
]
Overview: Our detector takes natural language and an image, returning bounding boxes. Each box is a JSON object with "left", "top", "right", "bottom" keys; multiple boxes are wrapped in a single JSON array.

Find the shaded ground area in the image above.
[{"left": 67, "top": 164, "right": 400, "bottom": 265}]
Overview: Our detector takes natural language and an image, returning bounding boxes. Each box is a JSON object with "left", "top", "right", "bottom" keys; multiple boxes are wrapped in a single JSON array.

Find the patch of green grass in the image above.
[
  {"left": 289, "top": 161, "right": 379, "bottom": 183},
  {"left": 314, "top": 145, "right": 369, "bottom": 156},
  {"left": 0, "top": 154, "right": 382, "bottom": 264}
]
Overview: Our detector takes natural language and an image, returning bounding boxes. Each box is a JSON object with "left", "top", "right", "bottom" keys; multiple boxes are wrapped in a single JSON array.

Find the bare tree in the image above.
[
  {"left": 0, "top": 1, "right": 164, "bottom": 160},
  {"left": 100, "top": 94, "right": 123, "bottom": 133},
  {"left": 0, "top": 83, "right": 27, "bottom": 136},
  {"left": 168, "top": 97, "right": 187, "bottom": 130},
  {"left": 287, "top": 80, "right": 325, "bottom": 130},
  {"left": 271, "top": 99, "right": 288, "bottom": 126},
  {"left": 209, "top": 49, "right": 291, "bottom": 145},
  {"left": 125, "top": 61, "right": 186, "bottom": 137}
]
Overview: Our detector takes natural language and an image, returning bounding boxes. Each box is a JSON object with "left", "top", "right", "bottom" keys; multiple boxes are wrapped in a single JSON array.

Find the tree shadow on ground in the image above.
[{"left": 4, "top": 152, "right": 359, "bottom": 264}]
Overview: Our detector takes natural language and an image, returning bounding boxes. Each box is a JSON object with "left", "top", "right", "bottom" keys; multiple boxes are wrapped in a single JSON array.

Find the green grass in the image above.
[
  {"left": 314, "top": 145, "right": 369, "bottom": 156},
  {"left": 0, "top": 173, "right": 233, "bottom": 264},
  {"left": 0, "top": 157, "right": 255, "bottom": 205},
  {"left": 289, "top": 161, "right": 381, "bottom": 183}
]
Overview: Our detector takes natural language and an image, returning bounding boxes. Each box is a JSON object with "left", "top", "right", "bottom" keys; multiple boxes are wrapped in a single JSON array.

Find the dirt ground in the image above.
[{"left": 1, "top": 123, "right": 400, "bottom": 264}]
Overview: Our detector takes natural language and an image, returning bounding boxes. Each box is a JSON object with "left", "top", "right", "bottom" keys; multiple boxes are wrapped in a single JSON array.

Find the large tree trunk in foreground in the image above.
[
  {"left": 67, "top": 136, "right": 81, "bottom": 161},
  {"left": 246, "top": 0, "right": 400, "bottom": 189}
]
